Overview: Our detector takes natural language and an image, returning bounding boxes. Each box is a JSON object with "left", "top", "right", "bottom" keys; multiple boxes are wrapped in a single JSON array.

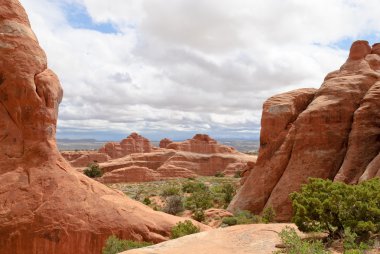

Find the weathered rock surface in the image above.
[
  {"left": 61, "top": 150, "right": 110, "bottom": 167},
  {"left": 63, "top": 134, "right": 256, "bottom": 183},
  {"left": 229, "top": 40, "right": 380, "bottom": 221},
  {"left": 159, "top": 138, "right": 173, "bottom": 148},
  {"left": 0, "top": 2, "right": 207, "bottom": 254},
  {"left": 99, "top": 148, "right": 255, "bottom": 183},
  {"left": 99, "top": 132, "right": 152, "bottom": 159},
  {"left": 121, "top": 224, "right": 300, "bottom": 254}
]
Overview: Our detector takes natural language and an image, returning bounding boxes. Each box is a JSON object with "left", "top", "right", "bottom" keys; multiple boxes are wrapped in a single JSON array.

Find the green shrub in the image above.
[
  {"left": 184, "top": 188, "right": 213, "bottom": 211},
  {"left": 234, "top": 210, "right": 261, "bottom": 224},
  {"left": 182, "top": 181, "right": 208, "bottom": 193},
  {"left": 102, "top": 235, "right": 152, "bottom": 254},
  {"left": 171, "top": 220, "right": 200, "bottom": 239},
  {"left": 163, "top": 195, "right": 184, "bottom": 215},
  {"left": 160, "top": 184, "right": 181, "bottom": 197},
  {"left": 192, "top": 208, "right": 205, "bottom": 222},
  {"left": 273, "top": 227, "right": 328, "bottom": 254},
  {"left": 290, "top": 178, "right": 380, "bottom": 240},
  {"left": 221, "top": 183, "right": 236, "bottom": 207},
  {"left": 262, "top": 206, "right": 276, "bottom": 223},
  {"left": 222, "top": 216, "right": 237, "bottom": 226},
  {"left": 214, "top": 171, "right": 225, "bottom": 177},
  {"left": 342, "top": 228, "right": 371, "bottom": 253},
  {"left": 142, "top": 197, "right": 151, "bottom": 206},
  {"left": 83, "top": 163, "right": 102, "bottom": 178},
  {"left": 222, "top": 210, "right": 261, "bottom": 227}
]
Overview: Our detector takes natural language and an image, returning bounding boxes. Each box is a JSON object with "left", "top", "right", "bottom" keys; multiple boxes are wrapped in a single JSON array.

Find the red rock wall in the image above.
[
  {"left": 229, "top": 40, "right": 380, "bottom": 221},
  {"left": 0, "top": 2, "right": 207, "bottom": 253}
]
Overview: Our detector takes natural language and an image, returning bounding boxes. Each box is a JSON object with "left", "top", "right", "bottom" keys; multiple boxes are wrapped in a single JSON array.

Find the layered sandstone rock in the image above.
[
  {"left": 61, "top": 150, "right": 110, "bottom": 167},
  {"left": 0, "top": 2, "right": 207, "bottom": 254},
  {"left": 99, "top": 149, "right": 255, "bottom": 183},
  {"left": 167, "top": 134, "right": 237, "bottom": 154},
  {"left": 98, "top": 132, "right": 152, "bottom": 159},
  {"left": 159, "top": 138, "right": 173, "bottom": 148},
  {"left": 229, "top": 40, "right": 380, "bottom": 221}
]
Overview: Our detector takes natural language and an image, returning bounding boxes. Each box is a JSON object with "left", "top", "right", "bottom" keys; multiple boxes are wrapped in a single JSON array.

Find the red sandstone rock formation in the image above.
[
  {"left": 99, "top": 149, "right": 255, "bottom": 183},
  {"left": 99, "top": 132, "right": 152, "bottom": 159},
  {"left": 167, "top": 134, "right": 237, "bottom": 154},
  {"left": 61, "top": 150, "right": 110, "bottom": 167},
  {"left": 0, "top": 2, "right": 207, "bottom": 254},
  {"left": 159, "top": 138, "right": 173, "bottom": 148},
  {"left": 228, "top": 40, "right": 380, "bottom": 221}
]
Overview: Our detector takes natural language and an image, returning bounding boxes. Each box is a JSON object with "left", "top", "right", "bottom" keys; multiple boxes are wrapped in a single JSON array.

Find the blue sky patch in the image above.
[
  {"left": 62, "top": 3, "right": 118, "bottom": 34},
  {"left": 331, "top": 33, "right": 380, "bottom": 50}
]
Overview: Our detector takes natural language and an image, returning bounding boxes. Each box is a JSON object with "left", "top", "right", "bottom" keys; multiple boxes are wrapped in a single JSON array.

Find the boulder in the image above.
[{"left": 229, "top": 40, "right": 380, "bottom": 221}]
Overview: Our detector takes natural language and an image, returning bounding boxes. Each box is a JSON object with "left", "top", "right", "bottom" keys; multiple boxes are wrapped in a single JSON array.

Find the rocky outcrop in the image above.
[
  {"left": 98, "top": 132, "right": 152, "bottom": 159},
  {"left": 0, "top": 2, "right": 207, "bottom": 254},
  {"left": 121, "top": 224, "right": 302, "bottom": 254},
  {"left": 61, "top": 150, "right": 110, "bottom": 167},
  {"left": 99, "top": 148, "right": 255, "bottom": 183},
  {"left": 167, "top": 134, "right": 237, "bottom": 154},
  {"left": 159, "top": 138, "right": 173, "bottom": 148},
  {"left": 228, "top": 40, "right": 380, "bottom": 221}
]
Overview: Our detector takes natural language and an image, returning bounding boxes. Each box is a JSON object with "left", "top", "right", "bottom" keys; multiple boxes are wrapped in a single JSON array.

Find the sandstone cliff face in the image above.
[
  {"left": 0, "top": 2, "right": 207, "bottom": 254},
  {"left": 228, "top": 40, "right": 380, "bottom": 221},
  {"left": 99, "top": 132, "right": 152, "bottom": 159}
]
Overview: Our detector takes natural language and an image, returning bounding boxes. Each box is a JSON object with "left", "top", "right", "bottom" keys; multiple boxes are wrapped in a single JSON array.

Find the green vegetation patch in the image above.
[
  {"left": 102, "top": 235, "right": 152, "bottom": 254},
  {"left": 171, "top": 220, "right": 200, "bottom": 239}
]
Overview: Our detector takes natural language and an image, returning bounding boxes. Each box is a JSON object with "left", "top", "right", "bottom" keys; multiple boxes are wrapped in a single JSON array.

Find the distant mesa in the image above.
[
  {"left": 0, "top": 2, "right": 207, "bottom": 254},
  {"left": 62, "top": 133, "right": 257, "bottom": 183},
  {"left": 228, "top": 40, "right": 380, "bottom": 221}
]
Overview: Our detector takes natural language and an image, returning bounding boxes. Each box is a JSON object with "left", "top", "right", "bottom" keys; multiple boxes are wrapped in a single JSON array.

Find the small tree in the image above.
[
  {"left": 221, "top": 183, "right": 236, "bottom": 207},
  {"left": 290, "top": 178, "right": 380, "bottom": 240},
  {"left": 171, "top": 220, "right": 200, "bottom": 239},
  {"left": 83, "top": 163, "right": 102, "bottom": 178},
  {"left": 262, "top": 206, "right": 276, "bottom": 223}
]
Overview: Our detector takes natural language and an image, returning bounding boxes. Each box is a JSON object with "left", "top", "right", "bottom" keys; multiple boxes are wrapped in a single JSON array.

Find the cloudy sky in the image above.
[{"left": 20, "top": 0, "right": 380, "bottom": 141}]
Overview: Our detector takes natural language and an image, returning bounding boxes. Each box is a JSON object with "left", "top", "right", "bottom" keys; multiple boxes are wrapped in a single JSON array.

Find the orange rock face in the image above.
[
  {"left": 0, "top": 2, "right": 207, "bottom": 254},
  {"left": 167, "top": 134, "right": 237, "bottom": 154},
  {"left": 229, "top": 40, "right": 380, "bottom": 221},
  {"left": 98, "top": 132, "right": 152, "bottom": 159}
]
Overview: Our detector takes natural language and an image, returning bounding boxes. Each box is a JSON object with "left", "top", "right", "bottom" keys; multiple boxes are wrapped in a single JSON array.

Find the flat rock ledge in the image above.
[{"left": 121, "top": 223, "right": 299, "bottom": 254}]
